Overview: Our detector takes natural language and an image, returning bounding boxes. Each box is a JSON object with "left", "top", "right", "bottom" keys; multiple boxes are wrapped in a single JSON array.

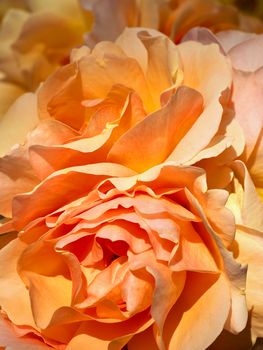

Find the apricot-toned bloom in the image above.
[
  {"left": 0, "top": 0, "right": 92, "bottom": 118},
  {"left": 0, "top": 28, "right": 243, "bottom": 219},
  {"left": 0, "top": 162, "right": 247, "bottom": 349},
  {"left": 82, "top": 0, "right": 263, "bottom": 47},
  {"left": 183, "top": 27, "right": 263, "bottom": 343}
]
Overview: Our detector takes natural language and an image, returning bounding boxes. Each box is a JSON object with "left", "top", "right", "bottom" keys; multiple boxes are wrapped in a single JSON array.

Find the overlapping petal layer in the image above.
[{"left": 0, "top": 162, "right": 247, "bottom": 349}]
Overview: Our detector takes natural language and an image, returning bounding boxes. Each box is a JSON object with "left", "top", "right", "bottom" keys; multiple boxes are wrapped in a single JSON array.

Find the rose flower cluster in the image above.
[{"left": 0, "top": 1, "right": 262, "bottom": 350}]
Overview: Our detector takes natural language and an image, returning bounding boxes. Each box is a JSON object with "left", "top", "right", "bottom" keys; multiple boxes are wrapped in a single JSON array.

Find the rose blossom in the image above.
[
  {"left": 81, "top": 0, "right": 263, "bottom": 47},
  {"left": 0, "top": 0, "right": 92, "bottom": 118},
  {"left": 0, "top": 28, "right": 243, "bottom": 219},
  {"left": 0, "top": 162, "right": 247, "bottom": 349},
  {"left": 182, "top": 27, "right": 263, "bottom": 343}
]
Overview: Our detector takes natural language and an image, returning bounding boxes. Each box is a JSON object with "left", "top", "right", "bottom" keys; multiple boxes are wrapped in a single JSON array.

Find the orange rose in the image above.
[
  {"left": 0, "top": 29, "right": 243, "bottom": 218},
  {"left": 82, "top": 0, "right": 263, "bottom": 47},
  {"left": 0, "top": 162, "right": 247, "bottom": 349},
  {"left": 0, "top": 0, "right": 92, "bottom": 118}
]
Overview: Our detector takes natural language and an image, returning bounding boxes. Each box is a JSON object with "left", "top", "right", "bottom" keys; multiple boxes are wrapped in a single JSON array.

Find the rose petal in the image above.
[
  {"left": 0, "top": 317, "right": 50, "bottom": 350},
  {"left": 163, "top": 273, "right": 230, "bottom": 350},
  {"left": 0, "top": 238, "right": 35, "bottom": 327},
  {"left": 12, "top": 163, "right": 136, "bottom": 230},
  {"left": 108, "top": 86, "right": 203, "bottom": 171},
  {"left": 0, "top": 93, "right": 38, "bottom": 157},
  {"left": 235, "top": 226, "right": 263, "bottom": 341},
  {"left": 27, "top": 272, "right": 72, "bottom": 329}
]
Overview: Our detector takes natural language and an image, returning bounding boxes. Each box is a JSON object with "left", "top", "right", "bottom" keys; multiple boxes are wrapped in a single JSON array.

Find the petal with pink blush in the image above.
[
  {"left": 82, "top": 0, "right": 138, "bottom": 48},
  {"left": 216, "top": 30, "right": 256, "bottom": 53},
  {"left": 227, "top": 34, "right": 263, "bottom": 72},
  {"left": 232, "top": 68, "right": 263, "bottom": 162}
]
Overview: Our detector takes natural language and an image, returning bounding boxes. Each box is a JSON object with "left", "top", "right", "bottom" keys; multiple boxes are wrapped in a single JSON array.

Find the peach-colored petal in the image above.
[
  {"left": 177, "top": 39, "right": 231, "bottom": 102},
  {"left": 67, "top": 312, "right": 153, "bottom": 349},
  {"left": 27, "top": 272, "right": 72, "bottom": 329},
  {"left": 12, "top": 163, "right": 136, "bottom": 230},
  {"left": 235, "top": 226, "right": 263, "bottom": 341},
  {"left": 29, "top": 130, "right": 112, "bottom": 179},
  {"left": 204, "top": 189, "right": 236, "bottom": 246},
  {"left": 27, "top": 119, "right": 79, "bottom": 147},
  {"left": 38, "top": 63, "right": 85, "bottom": 130},
  {"left": 230, "top": 161, "right": 263, "bottom": 231},
  {"left": 0, "top": 146, "right": 39, "bottom": 217},
  {"left": 108, "top": 86, "right": 203, "bottom": 171},
  {"left": 163, "top": 273, "right": 230, "bottom": 350},
  {"left": 128, "top": 250, "right": 186, "bottom": 347},
  {"left": 138, "top": 32, "right": 174, "bottom": 106},
  {"left": 0, "top": 238, "right": 35, "bottom": 327},
  {"left": 96, "top": 223, "right": 151, "bottom": 255},
  {"left": 77, "top": 257, "right": 128, "bottom": 309},
  {"left": 67, "top": 331, "right": 110, "bottom": 350},
  {"left": 79, "top": 47, "right": 153, "bottom": 113},
  {"left": 148, "top": 267, "right": 186, "bottom": 348},
  {"left": 122, "top": 270, "right": 153, "bottom": 315},
  {"left": 227, "top": 161, "right": 263, "bottom": 339},
  {"left": 233, "top": 68, "right": 263, "bottom": 158},
  {"left": 106, "top": 162, "right": 205, "bottom": 195},
  {"left": 169, "top": 221, "right": 218, "bottom": 273},
  {"left": 0, "top": 317, "right": 50, "bottom": 350},
  {"left": 0, "top": 93, "right": 38, "bottom": 157},
  {"left": 166, "top": 41, "right": 231, "bottom": 164},
  {"left": 185, "top": 188, "right": 248, "bottom": 333},
  {"left": 77, "top": 195, "right": 199, "bottom": 224},
  {"left": 0, "top": 118, "right": 78, "bottom": 217}
]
